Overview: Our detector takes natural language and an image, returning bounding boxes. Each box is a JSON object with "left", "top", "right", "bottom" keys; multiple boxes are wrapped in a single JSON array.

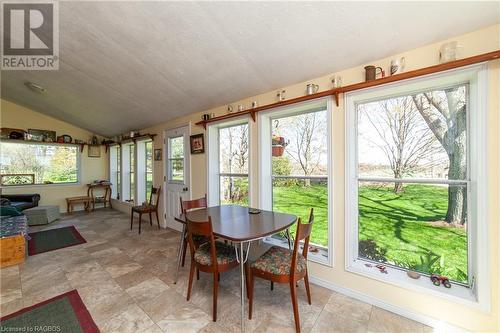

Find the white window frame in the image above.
[
  {"left": 258, "top": 97, "right": 334, "bottom": 267},
  {"left": 109, "top": 144, "right": 120, "bottom": 199},
  {"left": 135, "top": 139, "right": 153, "bottom": 204},
  {"left": 121, "top": 143, "right": 136, "bottom": 203},
  {"left": 207, "top": 117, "right": 252, "bottom": 207},
  {"left": 345, "top": 64, "right": 489, "bottom": 309}
]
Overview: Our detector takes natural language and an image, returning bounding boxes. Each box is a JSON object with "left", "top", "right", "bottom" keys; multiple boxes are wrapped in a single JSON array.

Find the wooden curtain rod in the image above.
[{"left": 196, "top": 50, "right": 500, "bottom": 129}]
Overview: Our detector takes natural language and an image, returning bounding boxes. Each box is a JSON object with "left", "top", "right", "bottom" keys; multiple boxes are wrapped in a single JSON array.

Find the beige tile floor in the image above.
[{"left": 0, "top": 209, "right": 433, "bottom": 333}]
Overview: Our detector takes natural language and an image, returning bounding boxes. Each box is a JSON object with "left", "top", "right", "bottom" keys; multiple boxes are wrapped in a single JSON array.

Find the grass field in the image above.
[{"left": 273, "top": 183, "right": 468, "bottom": 283}]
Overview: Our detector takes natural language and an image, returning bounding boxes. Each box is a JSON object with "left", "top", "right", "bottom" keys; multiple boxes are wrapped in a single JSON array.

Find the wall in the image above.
[
  {"left": 0, "top": 99, "right": 109, "bottom": 212},
  {"left": 136, "top": 24, "right": 499, "bottom": 331}
]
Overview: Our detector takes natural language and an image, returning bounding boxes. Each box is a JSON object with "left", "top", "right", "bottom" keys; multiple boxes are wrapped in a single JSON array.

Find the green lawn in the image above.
[{"left": 273, "top": 183, "right": 468, "bottom": 283}]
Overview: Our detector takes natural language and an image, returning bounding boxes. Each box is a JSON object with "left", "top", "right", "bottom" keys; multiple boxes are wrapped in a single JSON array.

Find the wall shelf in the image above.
[{"left": 195, "top": 50, "right": 500, "bottom": 129}]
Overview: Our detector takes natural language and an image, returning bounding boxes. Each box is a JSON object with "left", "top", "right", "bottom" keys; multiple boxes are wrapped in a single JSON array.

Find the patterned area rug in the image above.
[
  {"left": 28, "top": 226, "right": 86, "bottom": 255},
  {"left": 0, "top": 290, "right": 99, "bottom": 332}
]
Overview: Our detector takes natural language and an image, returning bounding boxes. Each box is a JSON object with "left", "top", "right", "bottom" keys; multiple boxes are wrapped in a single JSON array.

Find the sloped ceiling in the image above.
[{"left": 1, "top": 1, "right": 499, "bottom": 136}]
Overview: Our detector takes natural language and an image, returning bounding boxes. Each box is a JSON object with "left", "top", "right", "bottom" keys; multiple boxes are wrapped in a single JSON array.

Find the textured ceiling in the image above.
[{"left": 1, "top": 1, "right": 499, "bottom": 136}]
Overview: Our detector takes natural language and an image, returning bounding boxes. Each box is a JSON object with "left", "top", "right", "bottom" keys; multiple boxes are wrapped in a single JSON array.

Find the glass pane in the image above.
[
  {"left": 169, "top": 159, "right": 184, "bottom": 182},
  {"left": 169, "top": 136, "right": 184, "bottom": 159},
  {"left": 219, "top": 124, "right": 249, "bottom": 174},
  {"left": 145, "top": 141, "right": 153, "bottom": 199},
  {"left": 357, "top": 84, "right": 468, "bottom": 180},
  {"left": 272, "top": 110, "right": 327, "bottom": 176},
  {"left": 273, "top": 177, "right": 328, "bottom": 249},
  {"left": 130, "top": 145, "right": 135, "bottom": 201},
  {"left": 0, "top": 142, "right": 78, "bottom": 185},
  {"left": 358, "top": 181, "right": 468, "bottom": 283},
  {"left": 220, "top": 176, "right": 248, "bottom": 205}
]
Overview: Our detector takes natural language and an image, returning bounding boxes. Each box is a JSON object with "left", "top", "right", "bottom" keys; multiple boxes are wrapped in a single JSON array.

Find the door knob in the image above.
[{"left": 183, "top": 187, "right": 188, "bottom": 192}]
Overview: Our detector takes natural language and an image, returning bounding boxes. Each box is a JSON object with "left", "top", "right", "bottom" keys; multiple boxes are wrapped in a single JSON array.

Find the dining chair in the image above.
[
  {"left": 247, "top": 208, "right": 314, "bottom": 333},
  {"left": 130, "top": 186, "right": 161, "bottom": 234},
  {"left": 186, "top": 215, "right": 239, "bottom": 322},
  {"left": 180, "top": 195, "right": 208, "bottom": 267}
]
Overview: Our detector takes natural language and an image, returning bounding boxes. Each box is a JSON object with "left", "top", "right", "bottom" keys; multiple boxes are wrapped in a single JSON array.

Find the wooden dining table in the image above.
[{"left": 174, "top": 205, "right": 297, "bottom": 332}]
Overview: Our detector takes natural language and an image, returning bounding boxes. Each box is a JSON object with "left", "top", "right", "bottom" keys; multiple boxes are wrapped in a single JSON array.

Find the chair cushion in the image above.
[
  {"left": 251, "top": 246, "right": 307, "bottom": 275},
  {"left": 194, "top": 241, "right": 237, "bottom": 266},
  {"left": 132, "top": 204, "right": 155, "bottom": 212}
]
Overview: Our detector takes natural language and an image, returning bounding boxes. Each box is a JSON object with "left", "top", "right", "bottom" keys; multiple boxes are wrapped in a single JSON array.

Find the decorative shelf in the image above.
[{"left": 196, "top": 50, "right": 500, "bottom": 129}]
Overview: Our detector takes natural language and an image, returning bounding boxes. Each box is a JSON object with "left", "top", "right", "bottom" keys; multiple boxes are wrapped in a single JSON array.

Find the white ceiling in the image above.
[{"left": 1, "top": 1, "right": 499, "bottom": 136}]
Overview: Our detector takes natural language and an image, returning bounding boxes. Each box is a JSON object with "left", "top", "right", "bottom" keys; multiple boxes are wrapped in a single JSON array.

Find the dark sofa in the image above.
[{"left": 1, "top": 194, "right": 41, "bottom": 211}]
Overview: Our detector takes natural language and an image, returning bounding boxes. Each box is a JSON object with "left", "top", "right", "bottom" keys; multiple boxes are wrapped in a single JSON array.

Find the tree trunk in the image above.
[
  {"left": 445, "top": 136, "right": 467, "bottom": 224},
  {"left": 394, "top": 181, "right": 403, "bottom": 194}
]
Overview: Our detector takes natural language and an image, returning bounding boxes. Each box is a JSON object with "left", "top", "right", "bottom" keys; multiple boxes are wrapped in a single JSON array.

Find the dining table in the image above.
[{"left": 174, "top": 204, "right": 297, "bottom": 332}]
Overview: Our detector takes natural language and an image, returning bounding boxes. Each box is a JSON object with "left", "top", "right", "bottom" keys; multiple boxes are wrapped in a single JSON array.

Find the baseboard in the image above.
[{"left": 308, "top": 275, "right": 469, "bottom": 333}]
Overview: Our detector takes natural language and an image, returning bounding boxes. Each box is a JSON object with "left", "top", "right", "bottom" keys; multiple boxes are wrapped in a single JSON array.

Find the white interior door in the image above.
[{"left": 164, "top": 125, "right": 191, "bottom": 231}]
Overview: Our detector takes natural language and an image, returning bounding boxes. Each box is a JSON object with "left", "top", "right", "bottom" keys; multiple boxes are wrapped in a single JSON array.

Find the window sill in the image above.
[{"left": 346, "top": 259, "right": 483, "bottom": 310}]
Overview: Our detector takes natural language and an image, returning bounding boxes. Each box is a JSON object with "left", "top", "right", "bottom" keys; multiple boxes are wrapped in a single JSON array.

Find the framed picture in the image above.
[
  {"left": 190, "top": 134, "right": 205, "bottom": 154},
  {"left": 28, "top": 129, "right": 56, "bottom": 142},
  {"left": 154, "top": 149, "right": 162, "bottom": 161},
  {"left": 88, "top": 144, "right": 101, "bottom": 158}
]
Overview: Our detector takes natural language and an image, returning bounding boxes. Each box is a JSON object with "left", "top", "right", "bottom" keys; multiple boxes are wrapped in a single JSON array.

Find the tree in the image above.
[
  {"left": 411, "top": 85, "right": 467, "bottom": 224},
  {"left": 359, "top": 96, "right": 442, "bottom": 193},
  {"left": 284, "top": 111, "right": 326, "bottom": 186}
]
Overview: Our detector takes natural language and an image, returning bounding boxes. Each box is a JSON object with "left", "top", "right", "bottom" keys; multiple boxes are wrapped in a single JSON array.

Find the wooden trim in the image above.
[{"left": 195, "top": 50, "right": 500, "bottom": 127}]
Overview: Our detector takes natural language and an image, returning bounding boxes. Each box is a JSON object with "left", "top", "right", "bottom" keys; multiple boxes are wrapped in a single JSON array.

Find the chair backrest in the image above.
[
  {"left": 186, "top": 215, "right": 217, "bottom": 270},
  {"left": 180, "top": 195, "right": 207, "bottom": 213},
  {"left": 290, "top": 208, "right": 314, "bottom": 277},
  {"left": 149, "top": 186, "right": 161, "bottom": 207}
]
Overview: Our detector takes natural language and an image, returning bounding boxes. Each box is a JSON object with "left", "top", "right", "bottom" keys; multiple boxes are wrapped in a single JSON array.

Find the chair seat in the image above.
[
  {"left": 194, "top": 241, "right": 237, "bottom": 266},
  {"left": 132, "top": 204, "right": 155, "bottom": 213},
  {"left": 251, "top": 246, "right": 307, "bottom": 275}
]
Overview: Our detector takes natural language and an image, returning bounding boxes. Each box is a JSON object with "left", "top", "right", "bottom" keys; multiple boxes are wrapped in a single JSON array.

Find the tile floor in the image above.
[{"left": 0, "top": 209, "right": 433, "bottom": 332}]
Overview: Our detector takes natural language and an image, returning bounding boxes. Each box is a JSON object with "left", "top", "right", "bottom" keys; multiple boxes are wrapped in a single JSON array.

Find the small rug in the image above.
[
  {"left": 0, "top": 290, "right": 99, "bottom": 333},
  {"left": 28, "top": 226, "right": 86, "bottom": 255}
]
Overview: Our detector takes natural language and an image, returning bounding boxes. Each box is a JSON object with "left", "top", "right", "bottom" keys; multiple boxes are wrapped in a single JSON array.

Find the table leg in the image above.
[
  {"left": 240, "top": 242, "right": 245, "bottom": 332},
  {"left": 174, "top": 224, "right": 187, "bottom": 284}
]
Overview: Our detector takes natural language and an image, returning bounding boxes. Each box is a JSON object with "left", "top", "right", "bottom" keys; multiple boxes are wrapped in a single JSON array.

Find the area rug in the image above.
[
  {"left": 0, "top": 290, "right": 99, "bottom": 333},
  {"left": 28, "top": 226, "right": 86, "bottom": 255}
]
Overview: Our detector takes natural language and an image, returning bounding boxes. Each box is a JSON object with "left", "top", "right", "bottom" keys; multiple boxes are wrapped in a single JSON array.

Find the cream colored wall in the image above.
[
  {"left": 137, "top": 24, "right": 499, "bottom": 331},
  {"left": 0, "top": 99, "right": 109, "bottom": 212}
]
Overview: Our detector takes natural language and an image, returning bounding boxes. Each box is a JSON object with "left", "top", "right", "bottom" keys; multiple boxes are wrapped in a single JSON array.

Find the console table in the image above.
[{"left": 87, "top": 183, "right": 112, "bottom": 210}]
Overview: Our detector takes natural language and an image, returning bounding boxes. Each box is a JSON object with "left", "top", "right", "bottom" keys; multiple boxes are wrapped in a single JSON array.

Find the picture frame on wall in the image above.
[
  {"left": 154, "top": 149, "right": 162, "bottom": 161},
  {"left": 190, "top": 134, "right": 204, "bottom": 154},
  {"left": 88, "top": 144, "right": 101, "bottom": 158}
]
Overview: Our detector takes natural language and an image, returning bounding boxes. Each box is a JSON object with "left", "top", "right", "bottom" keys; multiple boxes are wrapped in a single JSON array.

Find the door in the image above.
[{"left": 164, "top": 125, "right": 191, "bottom": 231}]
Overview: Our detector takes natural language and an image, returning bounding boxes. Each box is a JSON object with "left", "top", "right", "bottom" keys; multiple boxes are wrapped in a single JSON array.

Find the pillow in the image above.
[{"left": 0, "top": 205, "right": 22, "bottom": 217}]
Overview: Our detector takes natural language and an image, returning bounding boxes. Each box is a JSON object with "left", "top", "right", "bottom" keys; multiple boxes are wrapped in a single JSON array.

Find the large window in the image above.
[
  {"left": 129, "top": 145, "right": 135, "bottom": 202},
  {"left": 145, "top": 141, "right": 153, "bottom": 200},
  {"left": 0, "top": 141, "right": 79, "bottom": 185},
  {"left": 219, "top": 123, "right": 249, "bottom": 205},
  {"left": 346, "top": 66, "right": 488, "bottom": 302},
  {"left": 167, "top": 136, "right": 184, "bottom": 182},
  {"left": 110, "top": 145, "right": 120, "bottom": 199}
]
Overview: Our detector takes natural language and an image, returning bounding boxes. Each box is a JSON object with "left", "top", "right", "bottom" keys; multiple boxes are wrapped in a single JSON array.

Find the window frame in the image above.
[
  {"left": 109, "top": 144, "right": 121, "bottom": 199},
  {"left": 207, "top": 118, "right": 252, "bottom": 207},
  {"left": 0, "top": 140, "right": 81, "bottom": 187},
  {"left": 345, "top": 64, "right": 489, "bottom": 308},
  {"left": 257, "top": 97, "right": 334, "bottom": 267}
]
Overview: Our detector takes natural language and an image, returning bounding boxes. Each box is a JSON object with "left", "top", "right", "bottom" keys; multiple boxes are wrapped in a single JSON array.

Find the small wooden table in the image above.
[
  {"left": 175, "top": 205, "right": 297, "bottom": 332},
  {"left": 66, "top": 196, "right": 92, "bottom": 213},
  {"left": 87, "top": 183, "right": 112, "bottom": 210}
]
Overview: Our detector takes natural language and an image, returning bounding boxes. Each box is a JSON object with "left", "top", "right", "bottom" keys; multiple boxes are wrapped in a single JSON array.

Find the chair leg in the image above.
[
  {"left": 155, "top": 211, "right": 160, "bottom": 229},
  {"left": 181, "top": 238, "right": 188, "bottom": 267},
  {"left": 304, "top": 271, "right": 312, "bottom": 305},
  {"left": 187, "top": 262, "right": 195, "bottom": 301},
  {"left": 290, "top": 279, "right": 301, "bottom": 333},
  {"left": 149, "top": 212, "right": 153, "bottom": 226},
  {"left": 270, "top": 281, "right": 274, "bottom": 291},
  {"left": 138, "top": 213, "right": 142, "bottom": 234},
  {"left": 286, "top": 228, "right": 292, "bottom": 250},
  {"left": 212, "top": 271, "right": 218, "bottom": 322},
  {"left": 245, "top": 264, "right": 249, "bottom": 299},
  {"left": 196, "top": 268, "right": 200, "bottom": 280},
  {"left": 130, "top": 212, "right": 134, "bottom": 230},
  {"left": 248, "top": 269, "right": 254, "bottom": 320}
]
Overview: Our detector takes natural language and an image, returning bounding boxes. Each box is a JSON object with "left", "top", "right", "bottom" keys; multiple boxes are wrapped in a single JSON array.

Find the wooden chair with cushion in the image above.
[
  {"left": 186, "top": 215, "right": 239, "bottom": 322},
  {"left": 247, "top": 208, "right": 314, "bottom": 333},
  {"left": 130, "top": 186, "right": 161, "bottom": 234},
  {"left": 180, "top": 195, "right": 208, "bottom": 267}
]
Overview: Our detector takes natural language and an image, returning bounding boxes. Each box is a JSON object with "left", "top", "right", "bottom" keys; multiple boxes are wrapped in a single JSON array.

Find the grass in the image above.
[{"left": 272, "top": 183, "right": 468, "bottom": 283}]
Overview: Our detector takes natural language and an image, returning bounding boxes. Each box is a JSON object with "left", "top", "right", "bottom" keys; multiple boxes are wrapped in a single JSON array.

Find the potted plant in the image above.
[{"left": 272, "top": 135, "right": 287, "bottom": 157}]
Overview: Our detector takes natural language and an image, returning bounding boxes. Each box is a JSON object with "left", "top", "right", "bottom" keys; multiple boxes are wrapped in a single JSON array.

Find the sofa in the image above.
[{"left": 0, "top": 194, "right": 41, "bottom": 211}]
